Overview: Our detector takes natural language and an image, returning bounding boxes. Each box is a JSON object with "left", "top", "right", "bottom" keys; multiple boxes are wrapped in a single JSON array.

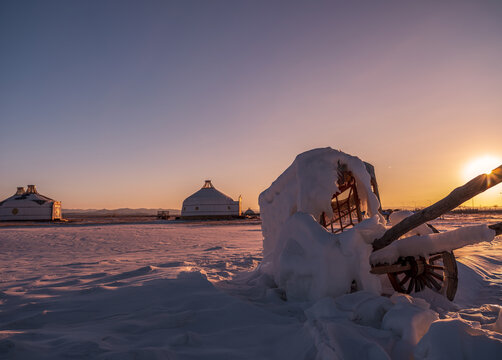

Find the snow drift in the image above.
[
  {"left": 258, "top": 148, "right": 385, "bottom": 298},
  {"left": 273, "top": 213, "right": 385, "bottom": 300},
  {"left": 259, "top": 147, "right": 497, "bottom": 302},
  {"left": 259, "top": 148, "right": 382, "bottom": 261}
]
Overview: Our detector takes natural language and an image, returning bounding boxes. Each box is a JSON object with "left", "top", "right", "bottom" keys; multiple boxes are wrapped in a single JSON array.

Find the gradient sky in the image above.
[{"left": 1, "top": 0, "right": 501, "bottom": 210}]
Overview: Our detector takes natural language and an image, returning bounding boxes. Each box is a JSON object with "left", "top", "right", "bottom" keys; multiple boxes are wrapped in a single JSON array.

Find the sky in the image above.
[{"left": 1, "top": 0, "right": 501, "bottom": 210}]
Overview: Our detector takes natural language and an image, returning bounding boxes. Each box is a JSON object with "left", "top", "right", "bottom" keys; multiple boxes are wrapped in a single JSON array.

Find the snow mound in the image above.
[
  {"left": 259, "top": 147, "right": 382, "bottom": 265},
  {"left": 389, "top": 210, "right": 433, "bottom": 237},
  {"left": 274, "top": 213, "right": 385, "bottom": 300},
  {"left": 415, "top": 317, "right": 502, "bottom": 359},
  {"left": 304, "top": 292, "right": 440, "bottom": 359},
  {"left": 258, "top": 148, "right": 383, "bottom": 299},
  {"left": 382, "top": 294, "right": 438, "bottom": 356}
]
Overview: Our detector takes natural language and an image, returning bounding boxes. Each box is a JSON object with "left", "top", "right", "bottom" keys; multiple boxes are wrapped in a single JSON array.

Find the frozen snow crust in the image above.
[{"left": 0, "top": 217, "right": 501, "bottom": 359}]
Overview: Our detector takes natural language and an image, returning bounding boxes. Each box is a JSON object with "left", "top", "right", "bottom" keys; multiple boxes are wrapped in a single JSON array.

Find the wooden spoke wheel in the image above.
[{"left": 386, "top": 252, "right": 458, "bottom": 301}]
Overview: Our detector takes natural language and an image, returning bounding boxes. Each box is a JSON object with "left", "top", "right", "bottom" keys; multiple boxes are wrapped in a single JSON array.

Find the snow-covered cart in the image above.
[{"left": 320, "top": 161, "right": 502, "bottom": 301}]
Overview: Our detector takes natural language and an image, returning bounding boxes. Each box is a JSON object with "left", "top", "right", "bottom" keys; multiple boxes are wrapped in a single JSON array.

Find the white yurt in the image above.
[
  {"left": 181, "top": 180, "right": 241, "bottom": 219},
  {"left": 0, "top": 185, "right": 62, "bottom": 221}
]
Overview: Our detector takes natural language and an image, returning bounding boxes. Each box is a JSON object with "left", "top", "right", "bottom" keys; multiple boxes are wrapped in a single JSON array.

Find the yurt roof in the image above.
[
  {"left": 0, "top": 185, "right": 56, "bottom": 208},
  {"left": 182, "top": 180, "right": 236, "bottom": 206}
]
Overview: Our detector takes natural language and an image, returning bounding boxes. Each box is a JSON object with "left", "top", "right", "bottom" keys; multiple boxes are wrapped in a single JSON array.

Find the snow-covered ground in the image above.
[{"left": 0, "top": 215, "right": 501, "bottom": 359}]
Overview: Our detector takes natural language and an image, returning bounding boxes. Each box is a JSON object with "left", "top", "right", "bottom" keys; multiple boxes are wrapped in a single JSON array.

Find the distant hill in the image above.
[{"left": 63, "top": 208, "right": 181, "bottom": 217}]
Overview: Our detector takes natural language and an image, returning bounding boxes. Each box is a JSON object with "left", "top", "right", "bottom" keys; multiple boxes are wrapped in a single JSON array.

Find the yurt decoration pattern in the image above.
[
  {"left": 181, "top": 180, "right": 241, "bottom": 219},
  {"left": 0, "top": 185, "right": 62, "bottom": 221}
]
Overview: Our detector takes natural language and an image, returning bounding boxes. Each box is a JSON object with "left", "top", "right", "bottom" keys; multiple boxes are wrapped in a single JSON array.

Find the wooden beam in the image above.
[
  {"left": 373, "top": 165, "right": 502, "bottom": 251},
  {"left": 370, "top": 263, "right": 411, "bottom": 274}
]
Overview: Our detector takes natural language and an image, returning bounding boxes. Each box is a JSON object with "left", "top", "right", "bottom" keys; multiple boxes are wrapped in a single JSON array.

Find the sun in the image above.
[{"left": 462, "top": 155, "right": 502, "bottom": 181}]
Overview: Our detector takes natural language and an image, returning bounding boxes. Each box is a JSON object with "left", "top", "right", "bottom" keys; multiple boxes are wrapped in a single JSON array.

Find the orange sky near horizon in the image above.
[{"left": 3, "top": 149, "right": 501, "bottom": 212}]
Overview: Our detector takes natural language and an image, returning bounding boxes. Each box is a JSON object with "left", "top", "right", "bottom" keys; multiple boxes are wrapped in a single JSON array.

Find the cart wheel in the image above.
[{"left": 387, "top": 251, "right": 458, "bottom": 301}]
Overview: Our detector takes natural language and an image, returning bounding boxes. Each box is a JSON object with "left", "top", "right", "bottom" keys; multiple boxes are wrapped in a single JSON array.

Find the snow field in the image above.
[{"left": 0, "top": 215, "right": 501, "bottom": 359}]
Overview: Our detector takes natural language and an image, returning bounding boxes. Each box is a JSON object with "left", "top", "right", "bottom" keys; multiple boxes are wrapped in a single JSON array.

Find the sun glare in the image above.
[{"left": 462, "top": 155, "right": 502, "bottom": 181}]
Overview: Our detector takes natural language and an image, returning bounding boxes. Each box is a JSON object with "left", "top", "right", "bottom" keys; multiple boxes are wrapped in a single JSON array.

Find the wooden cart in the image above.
[{"left": 320, "top": 162, "right": 502, "bottom": 301}]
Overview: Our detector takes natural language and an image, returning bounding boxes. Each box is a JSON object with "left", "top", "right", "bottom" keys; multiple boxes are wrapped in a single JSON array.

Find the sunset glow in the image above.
[
  {"left": 460, "top": 155, "right": 502, "bottom": 207},
  {"left": 462, "top": 155, "right": 502, "bottom": 181},
  {"left": 1, "top": 1, "right": 502, "bottom": 210}
]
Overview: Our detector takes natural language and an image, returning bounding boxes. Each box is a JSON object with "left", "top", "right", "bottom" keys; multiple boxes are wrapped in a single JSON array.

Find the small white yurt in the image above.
[
  {"left": 0, "top": 185, "right": 62, "bottom": 221},
  {"left": 181, "top": 180, "right": 241, "bottom": 219}
]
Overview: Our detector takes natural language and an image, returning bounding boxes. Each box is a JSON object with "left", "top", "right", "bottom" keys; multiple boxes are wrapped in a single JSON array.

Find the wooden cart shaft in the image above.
[{"left": 373, "top": 165, "right": 502, "bottom": 251}]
